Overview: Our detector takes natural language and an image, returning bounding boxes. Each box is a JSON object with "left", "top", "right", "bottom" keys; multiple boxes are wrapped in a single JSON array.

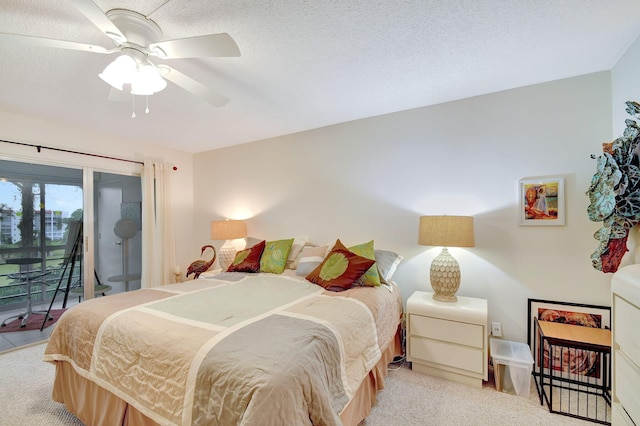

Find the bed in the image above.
[{"left": 43, "top": 239, "right": 403, "bottom": 426}]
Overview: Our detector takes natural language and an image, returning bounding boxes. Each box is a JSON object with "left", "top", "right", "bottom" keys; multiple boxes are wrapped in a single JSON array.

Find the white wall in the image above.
[
  {"left": 193, "top": 71, "right": 613, "bottom": 343},
  {"left": 0, "top": 109, "right": 196, "bottom": 275},
  {"left": 612, "top": 35, "right": 640, "bottom": 135}
]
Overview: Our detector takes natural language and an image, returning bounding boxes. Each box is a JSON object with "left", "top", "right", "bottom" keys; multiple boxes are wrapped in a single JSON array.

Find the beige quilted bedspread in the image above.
[{"left": 43, "top": 274, "right": 402, "bottom": 426}]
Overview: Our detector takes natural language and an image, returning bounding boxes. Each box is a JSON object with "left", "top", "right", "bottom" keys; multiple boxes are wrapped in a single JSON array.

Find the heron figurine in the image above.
[{"left": 186, "top": 245, "right": 217, "bottom": 279}]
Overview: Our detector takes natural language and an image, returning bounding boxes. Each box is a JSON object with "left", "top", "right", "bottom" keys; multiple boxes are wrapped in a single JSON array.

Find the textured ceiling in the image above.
[{"left": 1, "top": 0, "right": 640, "bottom": 153}]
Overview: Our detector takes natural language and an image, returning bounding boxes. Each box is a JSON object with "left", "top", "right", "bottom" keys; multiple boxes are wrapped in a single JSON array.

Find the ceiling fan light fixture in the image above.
[
  {"left": 98, "top": 54, "right": 137, "bottom": 90},
  {"left": 151, "top": 46, "right": 167, "bottom": 59},
  {"left": 130, "top": 64, "right": 167, "bottom": 95},
  {"left": 105, "top": 31, "right": 127, "bottom": 44}
]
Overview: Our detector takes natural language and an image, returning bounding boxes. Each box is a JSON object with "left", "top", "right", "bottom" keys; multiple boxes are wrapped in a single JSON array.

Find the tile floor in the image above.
[{"left": 0, "top": 298, "right": 78, "bottom": 353}]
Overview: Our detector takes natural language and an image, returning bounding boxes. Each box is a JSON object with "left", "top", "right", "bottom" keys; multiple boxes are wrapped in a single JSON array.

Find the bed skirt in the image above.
[{"left": 50, "top": 328, "right": 402, "bottom": 426}]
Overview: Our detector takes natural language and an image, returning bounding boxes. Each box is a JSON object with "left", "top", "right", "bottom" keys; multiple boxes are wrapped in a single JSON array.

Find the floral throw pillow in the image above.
[
  {"left": 260, "top": 238, "right": 294, "bottom": 274},
  {"left": 227, "top": 240, "right": 266, "bottom": 272},
  {"left": 305, "top": 239, "right": 375, "bottom": 292}
]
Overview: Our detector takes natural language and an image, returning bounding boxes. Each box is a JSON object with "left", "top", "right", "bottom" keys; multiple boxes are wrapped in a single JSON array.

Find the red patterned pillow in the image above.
[
  {"left": 227, "top": 240, "right": 266, "bottom": 272},
  {"left": 305, "top": 239, "right": 375, "bottom": 292}
]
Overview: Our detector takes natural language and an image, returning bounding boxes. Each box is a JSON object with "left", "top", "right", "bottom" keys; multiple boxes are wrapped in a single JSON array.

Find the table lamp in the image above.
[
  {"left": 210, "top": 219, "right": 247, "bottom": 271},
  {"left": 418, "top": 215, "right": 475, "bottom": 302}
]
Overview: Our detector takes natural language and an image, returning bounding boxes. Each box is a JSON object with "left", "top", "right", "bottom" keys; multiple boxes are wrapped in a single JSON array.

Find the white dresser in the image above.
[
  {"left": 611, "top": 265, "right": 640, "bottom": 425},
  {"left": 406, "top": 291, "right": 488, "bottom": 388}
]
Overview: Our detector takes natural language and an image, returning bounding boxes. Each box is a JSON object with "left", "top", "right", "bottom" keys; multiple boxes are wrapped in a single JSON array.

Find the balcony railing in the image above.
[{"left": 0, "top": 245, "right": 82, "bottom": 312}]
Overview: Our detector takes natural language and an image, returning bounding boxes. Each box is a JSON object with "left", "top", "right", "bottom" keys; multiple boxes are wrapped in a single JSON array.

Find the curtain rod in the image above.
[{"left": 0, "top": 139, "right": 144, "bottom": 166}]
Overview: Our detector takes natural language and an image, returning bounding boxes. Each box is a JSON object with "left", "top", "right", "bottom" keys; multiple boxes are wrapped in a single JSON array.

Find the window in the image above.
[{"left": 0, "top": 160, "right": 83, "bottom": 309}]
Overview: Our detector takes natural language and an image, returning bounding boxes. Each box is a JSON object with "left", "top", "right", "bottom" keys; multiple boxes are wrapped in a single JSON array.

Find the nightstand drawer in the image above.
[
  {"left": 409, "top": 336, "right": 484, "bottom": 374},
  {"left": 615, "top": 351, "right": 640, "bottom": 423},
  {"left": 615, "top": 295, "right": 640, "bottom": 363},
  {"left": 409, "top": 314, "right": 483, "bottom": 348}
]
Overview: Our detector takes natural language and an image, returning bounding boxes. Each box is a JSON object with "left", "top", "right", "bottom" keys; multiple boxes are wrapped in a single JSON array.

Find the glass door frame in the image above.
[
  {"left": 84, "top": 167, "right": 144, "bottom": 301},
  {"left": 83, "top": 168, "right": 94, "bottom": 301},
  {"left": 0, "top": 152, "right": 143, "bottom": 303}
]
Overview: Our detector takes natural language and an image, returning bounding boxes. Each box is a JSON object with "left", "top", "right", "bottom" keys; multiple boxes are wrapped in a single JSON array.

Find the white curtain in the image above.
[{"left": 141, "top": 160, "right": 176, "bottom": 288}]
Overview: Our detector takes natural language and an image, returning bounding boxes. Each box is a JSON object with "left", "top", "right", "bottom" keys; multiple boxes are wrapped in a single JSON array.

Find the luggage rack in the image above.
[{"left": 533, "top": 318, "right": 611, "bottom": 424}]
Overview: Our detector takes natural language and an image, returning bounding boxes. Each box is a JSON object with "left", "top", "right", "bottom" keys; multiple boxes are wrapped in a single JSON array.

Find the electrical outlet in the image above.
[{"left": 491, "top": 322, "right": 502, "bottom": 337}]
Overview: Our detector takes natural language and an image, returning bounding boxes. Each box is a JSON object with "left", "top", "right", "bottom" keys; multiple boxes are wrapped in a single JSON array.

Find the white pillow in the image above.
[
  {"left": 244, "top": 236, "right": 262, "bottom": 249},
  {"left": 295, "top": 245, "right": 329, "bottom": 276},
  {"left": 375, "top": 249, "right": 403, "bottom": 282},
  {"left": 285, "top": 236, "right": 309, "bottom": 269}
]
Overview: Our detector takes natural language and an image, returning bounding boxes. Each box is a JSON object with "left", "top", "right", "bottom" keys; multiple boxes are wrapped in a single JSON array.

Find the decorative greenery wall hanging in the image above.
[{"left": 587, "top": 101, "right": 640, "bottom": 273}]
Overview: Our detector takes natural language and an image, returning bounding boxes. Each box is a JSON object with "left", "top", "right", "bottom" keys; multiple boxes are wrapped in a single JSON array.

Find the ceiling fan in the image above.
[{"left": 0, "top": 0, "right": 240, "bottom": 109}]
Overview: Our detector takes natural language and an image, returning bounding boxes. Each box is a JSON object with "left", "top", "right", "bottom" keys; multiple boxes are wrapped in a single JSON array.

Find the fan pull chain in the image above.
[
  {"left": 131, "top": 95, "right": 136, "bottom": 119},
  {"left": 145, "top": 96, "right": 150, "bottom": 114}
]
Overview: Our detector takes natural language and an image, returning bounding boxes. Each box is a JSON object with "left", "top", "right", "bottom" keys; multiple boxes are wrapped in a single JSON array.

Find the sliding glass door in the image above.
[
  {"left": 93, "top": 172, "right": 142, "bottom": 295},
  {"left": 0, "top": 160, "right": 83, "bottom": 310},
  {"left": 0, "top": 158, "right": 142, "bottom": 314}
]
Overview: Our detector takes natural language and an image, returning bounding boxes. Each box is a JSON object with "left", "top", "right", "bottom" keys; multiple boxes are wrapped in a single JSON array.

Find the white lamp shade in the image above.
[
  {"left": 98, "top": 55, "right": 137, "bottom": 90},
  {"left": 131, "top": 64, "right": 167, "bottom": 95}
]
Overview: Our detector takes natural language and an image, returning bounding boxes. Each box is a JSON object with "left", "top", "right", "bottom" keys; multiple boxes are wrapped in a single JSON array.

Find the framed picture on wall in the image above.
[
  {"left": 518, "top": 177, "right": 565, "bottom": 226},
  {"left": 527, "top": 298, "right": 611, "bottom": 385}
]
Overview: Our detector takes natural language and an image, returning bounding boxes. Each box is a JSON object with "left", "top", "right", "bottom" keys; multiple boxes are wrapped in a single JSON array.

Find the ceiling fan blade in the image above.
[
  {"left": 0, "top": 33, "right": 111, "bottom": 54},
  {"left": 160, "top": 65, "right": 229, "bottom": 107},
  {"left": 68, "top": 0, "right": 127, "bottom": 43},
  {"left": 149, "top": 33, "right": 240, "bottom": 59}
]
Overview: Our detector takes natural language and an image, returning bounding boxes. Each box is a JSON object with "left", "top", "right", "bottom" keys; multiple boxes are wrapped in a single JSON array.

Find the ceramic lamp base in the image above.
[
  {"left": 430, "top": 247, "right": 460, "bottom": 302},
  {"left": 218, "top": 241, "right": 237, "bottom": 271}
]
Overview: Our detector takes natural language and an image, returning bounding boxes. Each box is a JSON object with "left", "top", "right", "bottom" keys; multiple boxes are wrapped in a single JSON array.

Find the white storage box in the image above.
[{"left": 490, "top": 338, "right": 534, "bottom": 397}]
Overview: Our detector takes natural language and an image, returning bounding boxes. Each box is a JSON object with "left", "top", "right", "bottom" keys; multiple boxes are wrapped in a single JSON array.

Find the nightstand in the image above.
[{"left": 406, "top": 291, "right": 488, "bottom": 388}]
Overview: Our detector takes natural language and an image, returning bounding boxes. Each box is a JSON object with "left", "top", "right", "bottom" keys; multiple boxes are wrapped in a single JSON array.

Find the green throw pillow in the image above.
[
  {"left": 349, "top": 240, "right": 381, "bottom": 286},
  {"left": 260, "top": 238, "right": 295, "bottom": 274},
  {"left": 305, "top": 240, "right": 375, "bottom": 292}
]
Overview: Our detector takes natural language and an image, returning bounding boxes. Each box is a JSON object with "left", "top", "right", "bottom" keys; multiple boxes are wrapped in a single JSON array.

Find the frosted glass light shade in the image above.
[
  {"left": 99, "top": 55, "right": 136, "bottom": 90},
  {"left": 99, "top": 56, "right": 167, "bottom": 95},
  {"left": 131, "top": 64, "right": 167, "bottom": 95}
]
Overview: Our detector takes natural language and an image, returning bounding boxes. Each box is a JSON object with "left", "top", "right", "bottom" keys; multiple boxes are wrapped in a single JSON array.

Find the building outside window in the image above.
[{"left": 0, "top": 162, "right": 83, "bottom": 310}]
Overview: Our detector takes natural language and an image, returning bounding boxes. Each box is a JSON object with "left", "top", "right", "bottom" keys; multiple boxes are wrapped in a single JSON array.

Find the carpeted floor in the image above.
[
  {"left": 0, "top": 344, "right": 594, "bottom": 426},
  {"left": 361, "top": 362, "right": 594, "bottom": 425},
  {"left": 0, "top": 342, "right": 83, "bottom": 426},
  {"left": 0, "top": 309, "right": 65, "bottom": 333}
]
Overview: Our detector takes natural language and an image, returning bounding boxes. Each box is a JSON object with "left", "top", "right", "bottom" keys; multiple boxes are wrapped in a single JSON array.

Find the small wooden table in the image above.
[{"left": 534, "top": 319, "right": 612, "bottom": 424}]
